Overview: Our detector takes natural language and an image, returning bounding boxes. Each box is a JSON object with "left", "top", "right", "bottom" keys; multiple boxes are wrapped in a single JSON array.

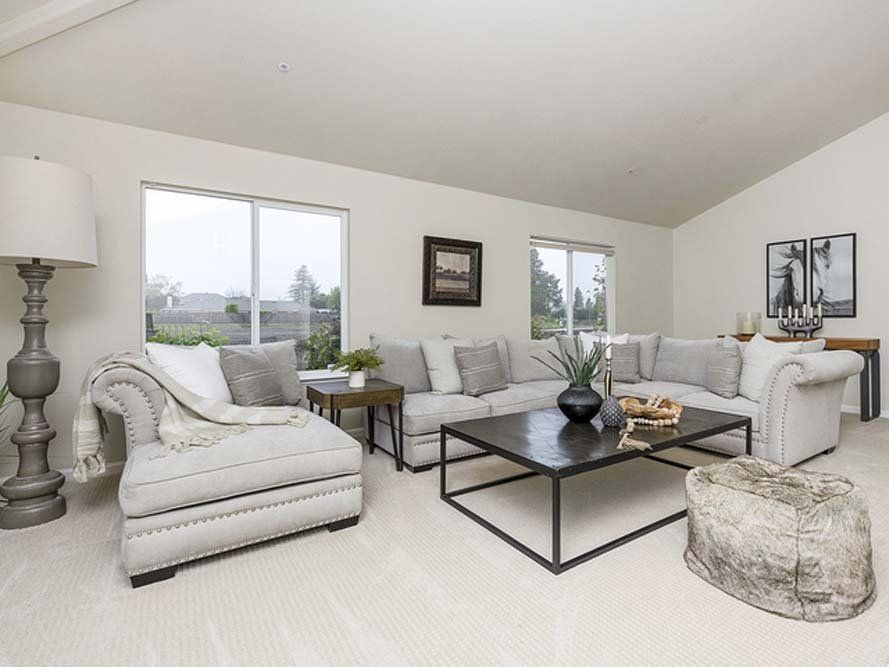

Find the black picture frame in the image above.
[
  {"left": 810, "top": 233, "right": 857, "bottom": 318},
  {"left": 422, "top": 236, "right": 482, "bottom": 306},
  {"left": 765, "top": 238, "right": 807, "bottom": 318}
]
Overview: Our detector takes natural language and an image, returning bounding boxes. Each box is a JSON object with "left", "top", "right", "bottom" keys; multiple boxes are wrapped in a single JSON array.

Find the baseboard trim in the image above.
[{"left": 841, "top": 404, "right": 889, "bottom": 420}]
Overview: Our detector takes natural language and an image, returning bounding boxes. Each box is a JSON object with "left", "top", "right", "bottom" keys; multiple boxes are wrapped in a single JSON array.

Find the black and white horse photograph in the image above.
[
  {"left": 811, "top": 233, "right": 857, "bottom": 317},
  {"left": 766, "top": 239, "right": 807, "bottom": 317}
]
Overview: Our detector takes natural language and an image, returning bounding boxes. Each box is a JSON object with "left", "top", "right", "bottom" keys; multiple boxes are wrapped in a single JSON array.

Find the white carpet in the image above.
[{"left": 1, "top": 414, "right": 888, "bottom": 665}]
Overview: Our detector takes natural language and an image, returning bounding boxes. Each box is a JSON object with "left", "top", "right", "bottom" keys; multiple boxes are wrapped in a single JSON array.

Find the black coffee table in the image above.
[{"left": 440, "top": 405, "right": 751, "bottom": 574}]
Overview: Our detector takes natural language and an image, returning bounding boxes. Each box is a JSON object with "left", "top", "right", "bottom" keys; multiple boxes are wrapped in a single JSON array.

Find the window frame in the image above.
[
  {"left": 529, "top": 236, "right": 616, "bottom": 335},
  {"left": 140, "top": 182, "right": 350, "bottom": 379}
]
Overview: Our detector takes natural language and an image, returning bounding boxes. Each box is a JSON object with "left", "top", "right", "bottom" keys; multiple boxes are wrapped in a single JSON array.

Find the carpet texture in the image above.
[{"left": 1, "top": 414, "right": 887, "bottom": 665}]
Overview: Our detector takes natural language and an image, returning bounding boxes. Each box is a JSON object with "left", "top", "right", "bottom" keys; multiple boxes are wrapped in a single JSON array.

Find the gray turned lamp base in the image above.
[{"left": 0, "top": 260, "right": 67, "bottom": 529}]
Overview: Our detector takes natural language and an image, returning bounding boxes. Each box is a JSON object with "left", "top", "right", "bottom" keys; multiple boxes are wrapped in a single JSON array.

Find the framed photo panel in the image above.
[
  {"left": 766, "top": 239, "right": 807, "bottom": 318},
  {"left": 422, "top": 236, "right": 482, "bottom": 306},
  {"left": 810, "top": 233, "right": 856, "bottom": 317}
]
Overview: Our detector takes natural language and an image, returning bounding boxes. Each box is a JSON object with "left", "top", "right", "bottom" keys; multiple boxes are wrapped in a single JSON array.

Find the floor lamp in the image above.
[{"left": 0, "top": 155, "right": 97, "bottom": 529}]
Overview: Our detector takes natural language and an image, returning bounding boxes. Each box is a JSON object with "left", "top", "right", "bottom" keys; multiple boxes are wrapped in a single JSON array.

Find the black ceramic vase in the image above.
[{"left": 557, "top": 385, "right": 603, "bottom": 423}]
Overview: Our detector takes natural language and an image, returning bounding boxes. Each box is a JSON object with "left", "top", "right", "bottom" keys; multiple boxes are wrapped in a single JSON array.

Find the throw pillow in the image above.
[
  {"left": 738, "top": 334, "right": 804, "bottom": 401},
  {"left": 474, "top": 335, "right": 512, "bottom": 383},
  {"left": 369, "top": 334, "right": 432, "bottom": 393},
  {"left": 454, "top": 342, "right": 508, "bottom": 396},
  {"left": 627, "top": 333, "right": 661, "bottom": 380},
  {"left": 145, "top": 342, "right": 233, "bottom": 403},
  {"left": 611, "top": 342, "right": 641, "bottom": 383},
  {"left": 652, "top": 337, "right": 717, "bottom": 387},
  {"left": 705, "top": 338, "right": 743, "bottom": 399},
  {"left": 219, "top": 347, "right": 284, "bottom": 406},
  {"left": 506, "top": 337, "right": 563, "bottom": 383},
  {"left": 420, "top": 337, "right": 473, "bottom": 394},
  {"left": 219, "top": 341, "right": 302, "bottom": 406}
]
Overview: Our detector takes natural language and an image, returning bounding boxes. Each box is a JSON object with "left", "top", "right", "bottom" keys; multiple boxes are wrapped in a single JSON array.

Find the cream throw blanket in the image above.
[{"left": 73, "top": 352, "right": 308, "bottom": 482}]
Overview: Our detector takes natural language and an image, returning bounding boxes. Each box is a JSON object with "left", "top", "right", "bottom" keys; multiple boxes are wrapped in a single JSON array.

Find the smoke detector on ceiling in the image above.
[{"left": 276, "top": 62, "right": 291, "bottom": 73}]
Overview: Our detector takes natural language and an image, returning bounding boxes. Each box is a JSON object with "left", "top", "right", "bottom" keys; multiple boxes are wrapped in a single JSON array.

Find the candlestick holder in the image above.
[
  {"left": 603, "top": 358, "right": 613, "bottom": 399},
  {"left": 778, "top": 311, "right": 823, "bottom": 338}
]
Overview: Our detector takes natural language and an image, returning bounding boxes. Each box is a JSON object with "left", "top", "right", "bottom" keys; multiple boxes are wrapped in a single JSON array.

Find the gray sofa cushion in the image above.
[
  {"left": 376, "top": 392, "right": 491, "bottom": 435},
  {"left": 705, "top": 338, "right": 743, "bottom": 399},
  {"left": 612, "top": 342, "right": 641, "bottom": 383},
  {"left": 474, "top": 335, "right": 512, "bottom": 383},
  {"left": 628, "top": 333, "right": 661, "bottom": 380},
  {"left": 653, "top": 337, "right": 718, "bottom": 387},
  {"left": 119, "top": 416, "right": 361, "bottom": 516},
  {"left": 454, "top": 342, "right": 508, "bottom": 396},
  {"left": 369, "top": 334, "right": 432, "bottom": 394},
  {"left": 507, "top": 337, "right": 563, "bottom": 383},
  {"left": 611, "top": 380, "right": 705, "bottom": 400},
  {"left": 682, "top": 391, "right": 760, "bottom": 431},
  {"left": 477, "top": 383, "right": 557, "bottom": 416},
  {"left": 219, "top": 340, "right": 301, "bottom": 406}
]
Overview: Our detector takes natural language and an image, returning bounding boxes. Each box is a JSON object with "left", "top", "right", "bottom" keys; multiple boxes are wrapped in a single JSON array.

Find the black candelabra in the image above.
[{"left": 777, "top": 304, "right": 823, "bottom": 338}]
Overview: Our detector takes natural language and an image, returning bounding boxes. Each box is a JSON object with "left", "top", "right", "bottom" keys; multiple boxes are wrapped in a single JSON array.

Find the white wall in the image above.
[
  {"left": 0, "top": 101, "right": 674, "bottom": 474},
  {"left": 674, "top": 109, "right": 889, "bottom": 415}
]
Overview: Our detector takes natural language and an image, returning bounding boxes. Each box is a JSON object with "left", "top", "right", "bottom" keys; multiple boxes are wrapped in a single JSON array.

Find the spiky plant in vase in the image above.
[
  {"left": 336, "top": 348, "right": 384, "bottom": 388},
  {"left": 533, "top": 338, "right": 608, "bottom": 423}
]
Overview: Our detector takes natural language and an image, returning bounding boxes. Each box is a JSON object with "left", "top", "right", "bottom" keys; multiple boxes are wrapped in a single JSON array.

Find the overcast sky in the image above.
[
  {"left": 536, "top": 245, "right": 606, "bottom": 304},
  {"left": 145, "top": 189, "right": 341, "bottom": 301}
]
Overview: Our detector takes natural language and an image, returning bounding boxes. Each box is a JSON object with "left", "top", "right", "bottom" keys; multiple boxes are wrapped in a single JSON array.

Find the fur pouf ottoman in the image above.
[{"left": 685, "top": 456, "right": 876, "bottom": 622}]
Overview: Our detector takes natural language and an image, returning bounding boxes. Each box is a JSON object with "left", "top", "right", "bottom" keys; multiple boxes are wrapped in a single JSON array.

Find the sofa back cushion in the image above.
[
  {"left": 219, "top": 340, "right": 301, "bottom": 406},
  {"left": 652, "top": 337, "right": 717, "bottom": 387},
  {"left": 421, "top": 337, "right": 474, "bottom": 394},
  {"left": 704, "top": 338, "right": 743, "bottom": 399},
  {"left": 454, "top": 342, "right": 508, "bottom": 396},
  {"left": 507, "top": 337, "right": 563, "bottom": 383},
  {"left": 627, "top": 333, "right": 661, "bottom": 380},
  {"left": 369, "top": 334, "right": 431, "bottom": 394},
  {"left": 474, "top": 335, "right": 512, "bottom": 383}
]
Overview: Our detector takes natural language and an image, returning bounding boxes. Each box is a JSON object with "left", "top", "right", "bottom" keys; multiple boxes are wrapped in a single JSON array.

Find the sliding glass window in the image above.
[
  {"left": 530, "top": 237, "right": 614, "bottom": 339},
  {"left": 143, "top": 185, "right": 348, "bottom": 374}
]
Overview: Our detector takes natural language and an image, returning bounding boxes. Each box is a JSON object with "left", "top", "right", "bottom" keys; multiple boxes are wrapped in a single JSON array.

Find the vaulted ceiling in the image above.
[{"left": 2, "top": 0, "right": 889, "bottom": 226}]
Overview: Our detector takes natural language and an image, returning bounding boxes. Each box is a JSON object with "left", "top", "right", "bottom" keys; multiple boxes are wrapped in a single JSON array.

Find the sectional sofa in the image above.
[{"left": 366, "top": 333, "right": 863, "bottom": 471}]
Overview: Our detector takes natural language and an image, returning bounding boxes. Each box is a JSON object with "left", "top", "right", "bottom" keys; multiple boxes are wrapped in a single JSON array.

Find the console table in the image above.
[{"left": 730, "top": 335, "right": 881, "bottom": 422}]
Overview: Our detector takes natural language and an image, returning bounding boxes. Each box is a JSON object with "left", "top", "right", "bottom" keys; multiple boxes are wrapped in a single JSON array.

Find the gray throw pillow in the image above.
[
  {"left": 653, "top": 337, "right": 717, "bottom": 387},
  {"left": 219, "top": 341, "right": 303, "bottom": 407},
  {"left": 627, "top": 333, "right": 660, "bottom": 380},
  {"left": 453, "top": 342, "right": 508, "bottom": 397},
  {"left": 705, "top": 338, "right": 743, "bottom": 399},
  {"left": 368, "top": 334, "right": 432, "bottom": 394},
  {"left": 611, "top": 342, "right": 641, "bottom": 383}
]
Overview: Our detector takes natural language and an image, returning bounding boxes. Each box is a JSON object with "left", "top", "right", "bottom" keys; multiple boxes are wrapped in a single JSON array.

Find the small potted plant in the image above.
[
  {"left": 335, "top": 348, "right": 384, "bottom": 389},
  {"left": 533, "top": 338, "right": 608, "bottom": 423}
]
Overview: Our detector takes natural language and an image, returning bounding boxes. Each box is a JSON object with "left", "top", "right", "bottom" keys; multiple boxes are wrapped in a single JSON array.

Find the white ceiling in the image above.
[
  {"left": 2, "top": 0, "right": 889, "bottom": 227},
  {"left": 0, "top": 0, "right": 51, "bottom": 25}
]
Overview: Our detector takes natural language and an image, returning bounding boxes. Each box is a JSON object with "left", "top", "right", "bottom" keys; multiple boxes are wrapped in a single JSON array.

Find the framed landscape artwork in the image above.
[
  {"left": 422, "top": 236, "right": 482, "bottom": 306},
  {"left": 765, "top": 239, "right": 806, "bottom": 318},
  {"left": 811, "top": 233, "right": 856, "bottom": 317}
]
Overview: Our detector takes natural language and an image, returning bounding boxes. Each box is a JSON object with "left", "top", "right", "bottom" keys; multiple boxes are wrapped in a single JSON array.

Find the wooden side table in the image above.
[{"left": 304, "top": 379, "right": 405, "bottom": 471}]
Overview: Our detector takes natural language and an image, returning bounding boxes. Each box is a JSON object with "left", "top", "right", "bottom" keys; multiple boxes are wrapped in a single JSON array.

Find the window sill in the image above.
[{"left": 298, "top": 369, "right": 348, "bottom": 382}]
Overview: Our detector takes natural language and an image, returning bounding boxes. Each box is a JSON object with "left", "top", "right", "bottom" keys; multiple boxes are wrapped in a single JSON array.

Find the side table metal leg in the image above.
[
  {"left": 439, "top": 428, "right": 447, "bottom": 497},
  {"left": 859, "top": 351, "right": 872, "bottom": 421},
  {"left": 745, "top": 420, "right": 752, "bottom": 456},
  {"left": 397, "top": 400, "right": 404, "bottom": 472},
  {"left": 308, "top": 400, "right": 315, "bottom": 414},
  {"left": 334, "top": 409, "right": 341, "bottom": 427},
  {"left": 367, "top": 406, "right": 375, "bottom": 454},
  {"left": 552, "top": 476, "right": 561, "bottom": 574},
  {"left": 386, "top": 404, "right": 402, "bottom": 471},
  {"left": 872, "top": 350, "right": 881, "bottom": 421}
]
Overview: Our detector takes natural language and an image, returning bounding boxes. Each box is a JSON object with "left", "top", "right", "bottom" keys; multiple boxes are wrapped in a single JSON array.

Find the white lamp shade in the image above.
[{"left": 0, "top": 155, "right": 97, "bottom": 267}]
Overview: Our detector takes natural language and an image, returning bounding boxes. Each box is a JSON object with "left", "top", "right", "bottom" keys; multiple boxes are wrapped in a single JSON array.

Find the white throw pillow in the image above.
[
  {"left": 579, "top": 332, "right": 629, "bottom": 356},
  {"left": 738, "top": 334, "right": 804, "bottom": 402},
  {"left": 145, "top": 342, "right": 233, "bottom": 403},
  {"left": 420, "top": 337, "right": 473, "bottom": 394}
]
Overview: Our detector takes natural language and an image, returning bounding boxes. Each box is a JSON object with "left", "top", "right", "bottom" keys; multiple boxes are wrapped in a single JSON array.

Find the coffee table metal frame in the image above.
[{"left": 440, "top": 414, "right": 752, "bottom": 575}]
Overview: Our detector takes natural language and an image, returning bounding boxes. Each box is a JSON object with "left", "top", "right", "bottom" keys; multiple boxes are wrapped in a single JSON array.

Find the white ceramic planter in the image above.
[{"left": 348, "top": 370, "right": 366, "bottom": 388}]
